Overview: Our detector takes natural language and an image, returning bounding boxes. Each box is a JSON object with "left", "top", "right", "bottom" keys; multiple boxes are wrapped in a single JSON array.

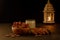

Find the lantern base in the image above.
[{"left": 43, "top": 21, "right": 55, "bottom": 23}]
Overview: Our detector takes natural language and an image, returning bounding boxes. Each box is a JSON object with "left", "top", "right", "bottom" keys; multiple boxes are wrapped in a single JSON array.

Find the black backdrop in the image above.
[{"left": 0, "top": 0, "right": 60, "bottom": 23}]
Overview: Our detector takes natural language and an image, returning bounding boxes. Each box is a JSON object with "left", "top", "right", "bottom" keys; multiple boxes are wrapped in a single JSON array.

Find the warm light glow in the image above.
[
  {"left": 48, "top": 16, "right": 51, "bottom": 21},
  {"left": 43, "top": 25, "right": 56, "bottom": 33}
]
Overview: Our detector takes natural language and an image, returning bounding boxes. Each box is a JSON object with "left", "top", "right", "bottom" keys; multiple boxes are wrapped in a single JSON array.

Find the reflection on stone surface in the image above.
[
  {"left": 0, "top": 23, "right": 60, "bottom": 40},
  {"left": 42, "top": 24, "right": 56, "bottom": 33}
]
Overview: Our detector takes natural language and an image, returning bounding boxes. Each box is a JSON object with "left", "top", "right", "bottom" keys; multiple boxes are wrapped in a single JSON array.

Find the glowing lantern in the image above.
[{"left": 43, "top": 0, "right": 55, "bottom": 23}]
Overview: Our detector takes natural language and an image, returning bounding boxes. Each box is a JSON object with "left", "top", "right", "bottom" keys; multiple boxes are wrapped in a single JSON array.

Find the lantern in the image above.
[{"left": 43, "top": 0, "right": 55, "bottom": 23}]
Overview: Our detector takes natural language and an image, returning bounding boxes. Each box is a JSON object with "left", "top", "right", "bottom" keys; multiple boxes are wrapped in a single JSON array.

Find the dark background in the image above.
[{"left": 0, "top": 0, "right": 60, "bottom": 23}]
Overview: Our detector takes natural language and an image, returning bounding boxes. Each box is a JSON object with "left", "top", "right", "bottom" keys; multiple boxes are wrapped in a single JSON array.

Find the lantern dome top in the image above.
[{"left": 43, "top": 0, "right": 55, "bottom": 12}]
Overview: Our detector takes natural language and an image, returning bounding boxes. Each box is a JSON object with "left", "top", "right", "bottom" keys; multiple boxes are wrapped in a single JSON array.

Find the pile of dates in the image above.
[{"left": 11, "top": 22, "right": 51, "bottom": 36}]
